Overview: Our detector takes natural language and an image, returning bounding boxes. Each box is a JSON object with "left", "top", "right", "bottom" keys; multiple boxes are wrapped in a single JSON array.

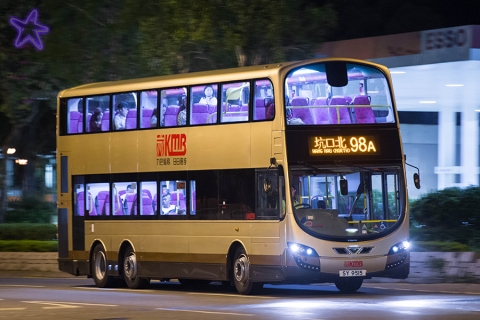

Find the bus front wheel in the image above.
[
  {"left": 92, "top": 244, "right": 115, "bottom": 288},
  {"left": 334, "top": 278, "right": 363, "bottom": 293},
  {"left": 232, "top": 247, "right": 262, "bottom": 295},
  {"left": 122, "top": 247, "right": 150, "bottom": 289}
]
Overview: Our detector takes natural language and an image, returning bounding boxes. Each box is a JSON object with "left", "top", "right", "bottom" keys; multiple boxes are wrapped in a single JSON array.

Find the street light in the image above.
[{"left": 6, "top": 148, "right": 16, "bottom": 155}]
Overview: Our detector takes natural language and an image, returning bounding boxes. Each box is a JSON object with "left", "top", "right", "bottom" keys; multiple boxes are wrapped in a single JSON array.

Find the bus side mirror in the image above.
[
  {"left": 340, "top": 179, "right": 348, "bottom": 196},
  {"left": 413, "top": 173, "right": 421, "bottom": 189}
]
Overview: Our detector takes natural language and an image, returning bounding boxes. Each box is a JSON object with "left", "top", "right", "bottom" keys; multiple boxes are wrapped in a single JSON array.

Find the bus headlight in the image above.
[
  {"left": 287, "top": 242, "right": 320, "bottom": 271},
  {"left": 388, "top": 240, "right": 410, "bottom": 255},
  {"left": 287, "top": 242, "right": 319, "bottom": 257}
]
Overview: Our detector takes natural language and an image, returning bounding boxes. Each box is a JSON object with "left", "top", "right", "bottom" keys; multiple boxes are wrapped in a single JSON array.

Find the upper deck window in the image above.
[
  {"left": 190, "top": 84, "right": 218, "bottom": 125},
  {"left": 221, "top": 82, "right": 250, "bottom": 123},
  {"left": 284, "top": 62, "right": 395, "bottom": 126},
  {"left": 160, "top": 87, "right": 188, "bottom": 127},
  {"left": 113, "top": 92, "right": 138, "bottom": 130}
]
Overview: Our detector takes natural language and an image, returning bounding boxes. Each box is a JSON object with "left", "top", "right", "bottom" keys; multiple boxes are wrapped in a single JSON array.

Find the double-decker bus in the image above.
[{"left": 57, "top": 57, "right": 413, "bottom": 294}]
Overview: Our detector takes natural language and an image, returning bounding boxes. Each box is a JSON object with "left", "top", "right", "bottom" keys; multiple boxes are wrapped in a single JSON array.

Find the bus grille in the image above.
[{"left": 333, "top": 247, "right": 374, "bottom": 254}]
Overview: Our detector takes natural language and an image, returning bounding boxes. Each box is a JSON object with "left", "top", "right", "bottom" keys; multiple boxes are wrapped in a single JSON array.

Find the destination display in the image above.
[{"left": 308, "top": 135, "right": 379, "bottom": 155}]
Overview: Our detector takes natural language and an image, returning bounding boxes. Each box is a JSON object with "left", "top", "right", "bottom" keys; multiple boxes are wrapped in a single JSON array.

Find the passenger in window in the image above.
[
  {"left": 286, "top": 107, "right": 304, "bottom": 125},
  {"left": 121, "top": 184, "right": 135, "bottom": 215},
  {"left": 114, "top": 101, "right": 128, "bottom": 130},
  {"left": 90, "top": 107, "right": 103, "bottom": 132},
  {"left": 177, "top": 95, "right": 187, "bottom": 126},
  {"left": 199, "top": 85, "right": 217, "bottom": 106},
  {"left": 265, "top": 99, "right": 275, "bottom": 120},
  {"left": 151, "top": 108, "right": 157, "bottom": 127},
  {"left": 161, "top": 191, "right": 178, "bottom": 215}
]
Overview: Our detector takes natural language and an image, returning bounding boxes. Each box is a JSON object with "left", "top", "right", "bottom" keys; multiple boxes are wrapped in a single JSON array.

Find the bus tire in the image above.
[
  {"left": 334, "top": 278, "right": 363, "bottom": 293},
  {"left": 122, "top": 246, "right": 150, "bottom": 289},
  {"left": 92, "top": 244, "right": 115, "bottom": 288},
  {"left": 232, "top": 247, "right": 263, "bottom": 295}
]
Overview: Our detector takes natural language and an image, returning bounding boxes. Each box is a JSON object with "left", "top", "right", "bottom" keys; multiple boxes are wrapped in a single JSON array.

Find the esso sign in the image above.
[{"left": 424, "top": 28, "right": 468, "bottom": 50}]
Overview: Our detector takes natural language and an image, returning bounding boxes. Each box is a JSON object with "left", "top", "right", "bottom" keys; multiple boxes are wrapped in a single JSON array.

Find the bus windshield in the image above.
[
  {"left": 285, "top": 62, "right": 395, "bottom": 125},
  {"left": 290, "top": 164, "right": 404, "bottom": 240}
]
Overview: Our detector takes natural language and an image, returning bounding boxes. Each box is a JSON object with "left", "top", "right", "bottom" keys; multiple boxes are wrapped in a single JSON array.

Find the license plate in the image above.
[{"left": 339, "top": 270, "right": 366, "bottom": 277}]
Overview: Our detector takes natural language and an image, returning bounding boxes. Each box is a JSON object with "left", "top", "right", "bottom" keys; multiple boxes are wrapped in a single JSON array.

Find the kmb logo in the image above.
[
  {"left": 156, "top": 134, "right": 187, "bottom": 156},
  {"left": 344, "top": 261, "right": 363, "bottom": 268}
]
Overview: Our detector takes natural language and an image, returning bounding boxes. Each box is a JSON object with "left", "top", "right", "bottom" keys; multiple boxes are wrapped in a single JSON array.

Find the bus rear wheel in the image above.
[
  {"left": 334, "top": 278, "right": 363, "bottom": 293},
  {"left": 122, "top": 247, "right": 150, "bottom": 289},
  {"left": 232, "top": 247, "right": 263, "bottom": 295},
  {"left": 92, "top": 244, "right": 115, "bottom": 288}
]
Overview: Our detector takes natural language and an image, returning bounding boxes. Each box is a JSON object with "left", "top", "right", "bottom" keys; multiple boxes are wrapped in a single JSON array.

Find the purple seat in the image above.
[
  {"left": 125, "top": 109, "right": 137, "bottom": 129},
  {"left": 191, "top": 103, "right": 209, "bottom": 125},
  {"left": 142, "top": 189, "right": 152, "bottom": 199},
  {"left": 291, "top": 97, "right": 309, "bottom": 107},
  {"left": 77, "top": 191, "right": 95, "bottom": 216},
  {"left": 328, "top": 96, "right": 351, "bottom": 124},
  {"left": 76, "top": 191, "right": 85, "bottom": 216},
  {"left": 290, "top": 97, "right": 313, "bottom": 124},
  {"left": 352, "top": 95, "right": 375, "bottom": 124},
  {"left": 86, "top": 113, "right": 92, "bottom": 132},
  {"left": 292, "top": 108, "right": 315, "bottom": 124},
  {"left": 139, "top": 195, "right": 154, "bottom": 215},
  {"left": 77, "top": 113, "right": 84, "bottom": 133},
  {"left": 95, "top": 191, "right": 109, "bottom": 216},
  {"left": 254, "top": 98, "right": 265, "bottom": 120},
  {"left": 69, "top": 111, "right": 81, "bottom": 134},
  {"left": 170, "top": 193, "right": 186, "bottom": 210},
  {"left": 164, "top": 105, "right": 180, "bottom": 127},
  {"left": 101, "top": 110, "right": 110, "bottom": 131},
  {"left": 141, "top": 108, "right": 154, "bottom": 128},
  {"left": 311, "top": 98, "right": 330, "bottom": 124}
]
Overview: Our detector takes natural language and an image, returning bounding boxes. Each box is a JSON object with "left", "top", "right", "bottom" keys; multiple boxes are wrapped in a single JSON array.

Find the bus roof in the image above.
[
  {"left": 57, "top": 57, "right": 388, "bottom": 99},
  {"left": 58, "top": 62, "right": 296, "bottom": 98}
]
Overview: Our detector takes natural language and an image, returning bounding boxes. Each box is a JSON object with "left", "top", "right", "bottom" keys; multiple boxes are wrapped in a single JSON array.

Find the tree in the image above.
[
  {"left": 410, "top": 187, "right": 480, "bottom": 247},
  {"left": 134, "top": 0, "right": 337, "bottom": 73}
]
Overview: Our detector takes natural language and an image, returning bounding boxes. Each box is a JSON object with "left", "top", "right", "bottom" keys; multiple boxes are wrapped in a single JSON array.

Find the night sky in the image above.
[{"left": 325, "top": 0, "right": 480, "bottom": 41}]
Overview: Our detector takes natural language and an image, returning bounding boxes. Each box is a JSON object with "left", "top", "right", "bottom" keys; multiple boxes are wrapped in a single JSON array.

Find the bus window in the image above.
[
  {"left": 221, "top": 82, "right": 250, "bottom": 123},
  {"left": 160, "top": 180, "right": 186, "bottom": 215},
  {"left": 67, "top": 98, "right": 84, "bottom": 134},
  {"left": 285, "top": 62, "right": 395, "bottom": 125},
  {"left": 113, "top": 92, "right": 137, "bottom": 130},
  {"left": 112, "top": 182, "right": 137, "bottom": 215},
  {"left": 190, "top": 180, "right": 196, "bottom": 215},
  {"left": 86, "top": 183, "right": 109, "bottom": 216},
  {"left": 139, "top": 181, "right": 157, "bottom": 215},
  {"left": 256, "top": 170, "right": 280, "bottom": 220},
  {"left": 140, "top": 91, "right": 158, "bottom": 129},
  {"left": 190, "top": 84, "right": 218, "bottom": 125},
  {"left": 74, "top": 183, "right": 85, "bottom": 216},
  {"left": 160, "top": 88, "right": 188, "bottom": 127},
  {"left": 254, "top": 79, "right": 274, "bottom": 121},
  {"left": 86, "top": 95, "right": 110, "bottom": 132}
]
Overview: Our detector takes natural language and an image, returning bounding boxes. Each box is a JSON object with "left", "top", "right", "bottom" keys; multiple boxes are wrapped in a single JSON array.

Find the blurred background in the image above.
[{"left": 1, "top": 0, "right": 480, "bottom": 251}]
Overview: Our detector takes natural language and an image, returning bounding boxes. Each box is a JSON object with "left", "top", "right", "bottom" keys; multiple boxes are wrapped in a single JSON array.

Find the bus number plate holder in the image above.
[{"left": 339, "top": 270, "right": 366, "bottom": 277}]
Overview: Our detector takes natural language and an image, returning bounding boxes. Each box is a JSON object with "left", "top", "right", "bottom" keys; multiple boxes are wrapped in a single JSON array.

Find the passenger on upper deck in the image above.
[
  {"left": 285, "top": 96, "right": 304, "bottom": 125},
  {"left": 151, "top": 108, "right": 157, "bottom": 127},
  {"left": 114, "top": 101, "right": 128, "bottom": 130},
  {"left": 177, "top": 95, "right": 187, "bottom": 126},
  {"left": 90, "top": 107, "right": 103, "bottom": 132},
  {"left": 199, "top": 85, "right": 217, "bottom": 106}
]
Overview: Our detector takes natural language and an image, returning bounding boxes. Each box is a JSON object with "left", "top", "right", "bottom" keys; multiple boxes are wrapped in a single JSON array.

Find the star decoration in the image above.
[{"left": 9, "top": 9, "right": 49, "bottom": 50}]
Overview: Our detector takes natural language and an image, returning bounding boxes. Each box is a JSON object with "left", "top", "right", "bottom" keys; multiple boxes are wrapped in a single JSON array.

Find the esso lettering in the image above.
[{"left": 425, "top": 29, "right": 467, "bottom": 50}]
